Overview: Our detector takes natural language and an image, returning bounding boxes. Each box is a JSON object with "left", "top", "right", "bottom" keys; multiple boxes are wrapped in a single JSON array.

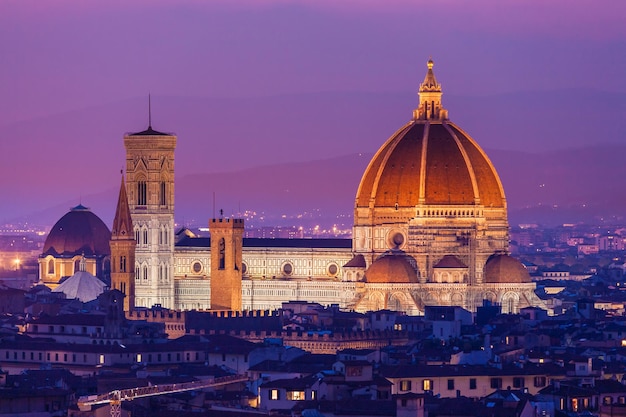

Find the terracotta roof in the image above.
[
  {"left": 433, "top": 255, "right": 467, "bottom": 268},
  {"left": 344, "top": 254, "right": 366, "bottom": 268},
  {"left": 365, "top": 253, "right": 417, "bottom": 284},
  {"left": 484, "top": 254, "right": 531, "bottom": 284}
]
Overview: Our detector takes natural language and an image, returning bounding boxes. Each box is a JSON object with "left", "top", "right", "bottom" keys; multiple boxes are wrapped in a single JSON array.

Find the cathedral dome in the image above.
[
  {"left": 355, "top": 60, "right": 506, "bottom": 214},
  {"left": 365, "top": 252, "right": 418, "bottom": 284},
  {"left": 484, "top": 254, "right": 531, "bottom": 284},
  {"left": 42, "top": 205, "right": 111, "bottom": 257}
]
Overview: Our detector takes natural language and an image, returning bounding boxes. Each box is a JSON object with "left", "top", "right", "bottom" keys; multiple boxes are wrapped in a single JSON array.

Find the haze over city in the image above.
[{"left": 2, "top": 0, "right": 625, "bottom": 227}]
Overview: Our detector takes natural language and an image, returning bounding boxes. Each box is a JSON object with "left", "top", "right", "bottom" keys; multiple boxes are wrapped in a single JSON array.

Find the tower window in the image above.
[
  {"left": 219, "top": 238, "right": 225, "bottom": 270},
  {"left": 137, "top": 180, "right": 147, "bottom": 206},
  {"left": 48, "top": 259, "right": 54, "bottom": 275},
  {"left": 120, "top": 256, "right": 126, "bottom": 273},
  {"left": 160, "top": 181, "right": 166, "bottom": 206}
]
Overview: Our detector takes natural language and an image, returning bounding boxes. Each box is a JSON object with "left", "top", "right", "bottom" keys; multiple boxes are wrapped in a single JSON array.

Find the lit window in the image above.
[
  {"left": 99, "top": 354, "right": 105, "bottom": 364},
  {"left": 269, "top": 389, "right": 280, "bottom": 400},
  {"left": 137, "top": 354, "right": 142, "bottom": 363},
  {"left": 423, "top": 379, "right": 433, "bottom": 391},
  {"left": 400, "top": 380, "right": 412, "bottom": 391},
  {"left": 287, "top": 391, "right": 305, "bottom": 401}
]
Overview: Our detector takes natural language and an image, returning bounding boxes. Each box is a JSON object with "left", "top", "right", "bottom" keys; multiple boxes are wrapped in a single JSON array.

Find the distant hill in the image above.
[
  {"left": 1, "top": 90, "right": 624, "bottom": 226},
  {"left": 16, "top": 144, "right": 626, "bottom": 229}
]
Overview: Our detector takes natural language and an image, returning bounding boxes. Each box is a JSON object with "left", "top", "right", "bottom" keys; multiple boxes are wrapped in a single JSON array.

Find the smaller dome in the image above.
[
  {"left": 42, "top": 205, "right": 111, "bottom": 257},
  {"left": 365, "top": 252, "right": 418, "bottom": 284},
  {"left": 484, "top": 254, "right": 531, "bottom": 284},
  {"left": 52, "top": 270, "right": 107, "bottom": 302}
]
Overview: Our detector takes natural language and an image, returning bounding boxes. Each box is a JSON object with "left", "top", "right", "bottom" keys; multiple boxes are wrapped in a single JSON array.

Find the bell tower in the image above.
[
  {"left": 209, "top": 217, "right": 244, "bottom": 311},
  {"left": 124, "top": 117, "right": 176, "bottom": 309},
  {"left": 110, "top": 175, "right": 136, "bottom": 312}
]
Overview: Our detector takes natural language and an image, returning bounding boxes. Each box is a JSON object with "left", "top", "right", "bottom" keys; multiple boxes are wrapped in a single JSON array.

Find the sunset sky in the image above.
[{"left": 1, "top": 0, "right": 625, "bottom": 223}]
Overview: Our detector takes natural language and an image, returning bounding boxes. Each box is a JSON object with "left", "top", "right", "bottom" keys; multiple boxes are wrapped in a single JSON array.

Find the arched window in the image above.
[
  {"left": 135, "top": 228, "right": 140, "bottom": 244},
  {"left": 120, "top": 256, "right": 127, "bottom": 273},
  {"left": 143, "top": 229, "right": 148, "bottom": 245},
  {"left": 160, "top": 181, "right": 166, "bottom": 206},
  {"left": 137, "top": 180, "right": 147, "bottom": 206},
  {"left": 142, "top": 266, "right": 148, "bottom": 280},
  {"left": 135, "top": 265, "right": 140, "bottom": 280},
  {"left": 48, "top": 259, "right": 55, "bottom": 275}
]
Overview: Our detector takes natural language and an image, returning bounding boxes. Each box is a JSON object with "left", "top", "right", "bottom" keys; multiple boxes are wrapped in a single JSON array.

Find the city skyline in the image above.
[{"left": 2, "top": 0, "right": 625, "bottom": 224}]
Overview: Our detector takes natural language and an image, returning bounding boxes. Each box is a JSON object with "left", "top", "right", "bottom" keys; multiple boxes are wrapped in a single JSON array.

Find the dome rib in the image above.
[
  {"left": 355, "top": 121, "right": 414, "bottom": 208},
  {"left": 447, "top": 123, "right": 507, "bottom": 209},
  {"left": 444, "top": 122, "right": 481, "bottom": 205}
]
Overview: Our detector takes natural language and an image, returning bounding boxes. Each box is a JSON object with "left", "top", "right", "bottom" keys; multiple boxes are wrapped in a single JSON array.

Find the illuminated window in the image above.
[
  {"left": 423, "top": 379, "right": 433, "bottom": 391},
  {"left": 269, "top": 389, "right": 280, "bottom": 400},
  {"left": 400, "top": 380, "right": 412, "bottom": 391},
  {"left": 311, "top": 390, "right": 316, "bottom": 400},
  {"left": 137, "top": 354, "right": 142, "bottom": 363},
  {"left": 604, "top": 396, "right": 612, "bottom": 405},
  {"left": 287, "top": 391, "right": 305, "bottom": 401},
  {"left": 99, "top": 354, "right": 105, "bottom": 364}
]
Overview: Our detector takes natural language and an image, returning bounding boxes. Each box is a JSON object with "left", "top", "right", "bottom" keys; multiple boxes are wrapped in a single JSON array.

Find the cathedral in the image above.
[{"left": 39, "top": 60, "right": 543, "bottom": 315}]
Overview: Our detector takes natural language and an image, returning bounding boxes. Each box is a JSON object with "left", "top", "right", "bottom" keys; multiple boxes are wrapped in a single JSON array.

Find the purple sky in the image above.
[
  {"left": 1, "top": 0, "right": 625, "bottom": 224},
  {"left": 2, "top": 0, "right": 625, "bottom": 123}
]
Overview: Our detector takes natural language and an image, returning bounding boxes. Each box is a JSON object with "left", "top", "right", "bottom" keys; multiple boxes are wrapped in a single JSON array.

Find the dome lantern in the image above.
[{"left": 413, "top": 58, "right": 448, "bottom": 120}]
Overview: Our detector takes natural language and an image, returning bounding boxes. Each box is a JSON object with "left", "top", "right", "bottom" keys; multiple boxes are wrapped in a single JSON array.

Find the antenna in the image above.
[
  {"left": 213, "top": 192, "right": 216, "bottom": 219},
  {"left": 148, "top": 93, "right": 152, "bottom": 128}
]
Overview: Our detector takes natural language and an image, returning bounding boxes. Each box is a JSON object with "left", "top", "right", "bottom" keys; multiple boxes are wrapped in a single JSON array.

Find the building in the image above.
[{"left": 41, "top": 59, "right": 542, "bottom": 315}]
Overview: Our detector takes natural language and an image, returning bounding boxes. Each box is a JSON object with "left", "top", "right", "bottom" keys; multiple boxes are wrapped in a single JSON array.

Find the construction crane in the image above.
[{"left": 77, "top": 374, "right": 248, "bottom": 417}]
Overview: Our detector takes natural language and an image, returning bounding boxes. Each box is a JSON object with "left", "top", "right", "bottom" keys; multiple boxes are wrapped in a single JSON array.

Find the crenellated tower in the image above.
[
  {"left": 209, "top": 217, "right": 244, "bottom": 311},
  {"left": 124, "top": 123, "right": 176, "bottom": 309},
  {"left": 110, "top": 174, "right": 136, "bottom": 312}
]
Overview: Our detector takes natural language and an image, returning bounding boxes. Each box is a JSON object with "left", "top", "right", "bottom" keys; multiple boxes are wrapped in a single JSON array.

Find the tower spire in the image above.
[
  {"left": 111, "top": 173, "right": 134, "bottom": 239},
  {"left": 413, "top": 58, "right": 448, "bottom": 120},
  {"left": 148, "top": 93, "right": 152, "bottom": 129},
  {"left": 110, "top": 172, "right": 136, "bottom": 312}
]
